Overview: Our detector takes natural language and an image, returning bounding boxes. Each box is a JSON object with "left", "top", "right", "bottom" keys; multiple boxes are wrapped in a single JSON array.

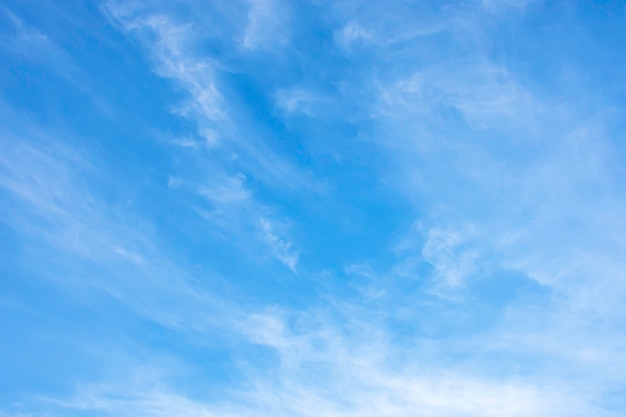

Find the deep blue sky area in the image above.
[{"left": 2, "top": 1, "right": 626, "bottom": 416}]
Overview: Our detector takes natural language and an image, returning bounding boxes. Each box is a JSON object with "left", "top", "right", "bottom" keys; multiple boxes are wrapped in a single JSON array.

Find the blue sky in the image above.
[{"left": 2, "top": 0, "right": 626, "bottom": 415}]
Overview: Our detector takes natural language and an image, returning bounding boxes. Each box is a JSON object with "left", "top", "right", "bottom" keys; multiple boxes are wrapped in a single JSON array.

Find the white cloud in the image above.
[
  {"left": 199, "top": 174, "right": 250, "bottom": 204},
  {"left": 5, "top": 2, "right": 626, "bottom": 417},
  {"left": 102, "top": 0, "right": 308, "bottom": 269},
  {"left": 274, "top": 87, "right": 317, "bottom": 115},
  {"left": 200, "top": 128, "right": 219, "bottom": 147},
  {"left": 421, "top": 226, "right": 479, "bottom": 288},
  {"left": 242, "top": 0, "right": 290, "bottom": 50},
  {"left": 167, "top": 176, "right": 183, "bottom": 188},
  {"left": 171, "top": 137, "right": 200, "bottom": 148},
  {"left": 334, "top": 21, "right": 373, "bottom": 49},
  {"left": 259, "top": 218, "right": 298, "bottom": 271},
  {"left": 104, "top": 5, "right": 225, "bottom": 123},
  {"left": 0, "top": 120, "right": 236, "bottom": 335},
  {"left": 39, "top": 304, "right": 605, "bottom": 417}
]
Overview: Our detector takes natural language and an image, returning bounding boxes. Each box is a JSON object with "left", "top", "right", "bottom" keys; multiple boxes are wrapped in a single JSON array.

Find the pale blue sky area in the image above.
[{"left": 2, "top": 1, "right": 626, "bottom": 416}]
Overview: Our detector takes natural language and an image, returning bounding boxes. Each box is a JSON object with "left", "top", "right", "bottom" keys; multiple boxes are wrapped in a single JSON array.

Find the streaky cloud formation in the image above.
[{"left": 1, "top": 1, "right": 626, "bottom": 416}]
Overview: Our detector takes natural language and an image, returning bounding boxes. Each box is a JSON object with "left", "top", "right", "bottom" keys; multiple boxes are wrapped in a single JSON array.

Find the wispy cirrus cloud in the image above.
[
  {"left": 0, "top": 107, "right": 240, "bottom": 336},
  {"left": 242, "top": 0, "right": 290, "bottom": 50},
  {"left": 102, "top": 0, "right": 306, "bottom": 270},
  {"left": 32, "top": 302, "right": 608, "bottom": 417},
  {"left": 3, "top": 1, "right": 626, "bottom": 416}
]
